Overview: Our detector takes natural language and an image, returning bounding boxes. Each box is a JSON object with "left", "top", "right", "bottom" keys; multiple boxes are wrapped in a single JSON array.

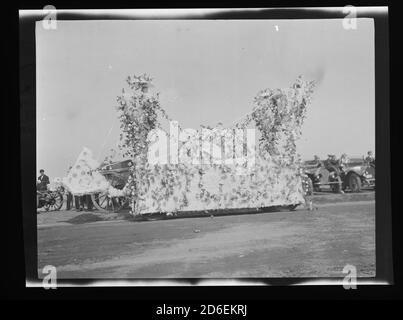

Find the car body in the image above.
[{"left": 340, "top": 158, "right": 375, "bottom": 191}]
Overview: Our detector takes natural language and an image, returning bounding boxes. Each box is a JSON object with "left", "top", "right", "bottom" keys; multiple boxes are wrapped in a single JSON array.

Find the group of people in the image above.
[
  {"left": 64, "top": 166, "right": 94, "bottom": 211},
  {"left": 67, "top": 193, "right": 94, "bottom": 212},
  {"left": 311, "top": 151, "right": 375, "bottom": 168},
  {"left": 36, "top": 168, "right": 94, "bottom": 212}
]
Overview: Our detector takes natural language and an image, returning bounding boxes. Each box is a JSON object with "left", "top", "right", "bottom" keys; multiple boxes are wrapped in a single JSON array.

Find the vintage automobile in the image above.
[
  {"left": 303, "top": 158, "right": 375, "bottom": 193},
  {"left": 340, "top": 158, "right": 375, "bottom": 192}
]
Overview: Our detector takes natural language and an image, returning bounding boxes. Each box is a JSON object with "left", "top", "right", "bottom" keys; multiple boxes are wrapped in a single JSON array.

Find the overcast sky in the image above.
[{"left": 36, "top": 18, "right": 374, "bottom": 179}]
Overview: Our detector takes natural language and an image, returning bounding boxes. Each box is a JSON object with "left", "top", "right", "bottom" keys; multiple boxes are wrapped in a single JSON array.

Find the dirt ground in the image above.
[{"left": 37, "top": 191, "right": 375, "bottom": 278}]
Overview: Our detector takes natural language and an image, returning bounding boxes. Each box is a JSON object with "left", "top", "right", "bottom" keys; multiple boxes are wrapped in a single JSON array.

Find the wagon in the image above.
[
  {"left": 91, "top": 158, "right": 313, "bottom": 213},
  {"left": 37, "top": 190, "right": 64, "bottom": 211},
  {"left": 37, "top": 183, "right": 64, "bottom": 212},
  {"left": 90, "top": 159, "right": 133, "bottom": 213}
]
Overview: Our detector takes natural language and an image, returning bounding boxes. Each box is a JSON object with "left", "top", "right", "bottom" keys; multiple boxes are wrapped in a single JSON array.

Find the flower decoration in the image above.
[{"left": 112, "top": 74, "right": 315, "bottom": 215}]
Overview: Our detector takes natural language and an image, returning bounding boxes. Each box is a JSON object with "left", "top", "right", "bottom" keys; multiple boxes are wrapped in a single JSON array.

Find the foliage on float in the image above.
[
  {"left": 237, "top": 76, "right": 315, "bottom": 166},
  {"left": 114, "top": 74, "right": 315, "bottom": 215},
  {"left": 116, "top": 74, "right": 160, "bottom": 159}
]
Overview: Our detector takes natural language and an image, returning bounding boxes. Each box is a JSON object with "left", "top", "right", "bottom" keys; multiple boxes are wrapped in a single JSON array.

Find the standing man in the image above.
[
  {"left": 311, "top": 155, "right": 323, "bottom": 184},
  {"left": 66, "top": 189, "right": 74, "bottom": 210},
  {"left": 365, "top": 151, "right": 375, "bottom": 165},
  {"left": 37, "top": 169, "right": 50, "bottom": 191},
  {"left": 313, "top": 155, "right": 322, "bottom": 168},
  {"left": 85, "top": 194, "right": 94, "bottom": 211},
  {"left": 74, "top": 195, "right": 85, "bottom": 211},
  {"left": 325, "top": 155, "right": 344, "bottom": 194},
  {"left": 37, "top": 169, "right": 50, "bottom": 208},
  {"left": 74, "top": 194, "right": 93, "bottom": 211}
]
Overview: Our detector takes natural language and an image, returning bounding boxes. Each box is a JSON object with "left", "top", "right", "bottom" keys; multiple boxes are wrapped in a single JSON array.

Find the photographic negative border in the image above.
[{"left": 15, "top": 4, "right": 394, "bottom": 299}]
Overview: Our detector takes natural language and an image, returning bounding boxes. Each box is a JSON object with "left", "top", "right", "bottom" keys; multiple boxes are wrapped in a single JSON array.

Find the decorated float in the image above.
[{"left": 62, "top": 74, "right": 315, "bottom": 215}]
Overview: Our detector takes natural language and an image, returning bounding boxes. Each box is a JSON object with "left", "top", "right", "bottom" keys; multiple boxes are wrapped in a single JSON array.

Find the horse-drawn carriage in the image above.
[{"left": 90, "top": 159, "right": 133, "bottom": 213}]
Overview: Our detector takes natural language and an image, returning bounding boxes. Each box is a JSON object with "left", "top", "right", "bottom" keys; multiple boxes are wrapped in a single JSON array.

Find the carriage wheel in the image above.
[
  {"left": 287, "top": 204, "right": 299, "bottom": 211},
  {"left": 91, "top": 192, "right": 127, "bottom": 213},
  {"left": 44, "top": 192, "right": 64, "bottom": 211}
]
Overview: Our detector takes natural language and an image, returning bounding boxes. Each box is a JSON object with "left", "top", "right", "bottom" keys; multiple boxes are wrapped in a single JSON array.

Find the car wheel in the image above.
[{"left": 348, "top": 172, "right": 362, "bottom": 192}]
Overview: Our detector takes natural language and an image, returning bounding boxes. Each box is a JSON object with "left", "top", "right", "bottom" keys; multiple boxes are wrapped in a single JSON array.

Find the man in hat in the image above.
[
  {"left": 324, "top": 155, "right": 344, "bottom": 194},
  {"left": 37, "top": 169, "right": 50, "bottom": 191},
  {"left": 325, "top": 154, "right": 338, "bottom": 167},
  {"left": 313, "top": 155, "right": 322, "bottom": 168},
  {"left": 365, "top": 151, "right": 375, "bottom": 165},
  {"left": 36, "top": 169, "right": 50, "bottom": 209}
]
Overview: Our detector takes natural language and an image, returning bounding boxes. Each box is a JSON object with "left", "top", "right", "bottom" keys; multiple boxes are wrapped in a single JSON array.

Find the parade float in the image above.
[{"left": 62, "top": 74, "right": 315, "bottom": 215}]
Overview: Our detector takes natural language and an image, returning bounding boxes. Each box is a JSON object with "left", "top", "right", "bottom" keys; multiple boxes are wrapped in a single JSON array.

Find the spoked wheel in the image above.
[
  {"left": 91, "top": 192, "right": 127, "bottom": 213},
  {"left": 44, "top": 192, "right": 64, "bottom": 211}
]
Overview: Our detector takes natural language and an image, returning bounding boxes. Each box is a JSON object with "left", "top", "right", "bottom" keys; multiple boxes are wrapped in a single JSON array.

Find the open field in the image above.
[{"left": 37, "top": 191, "right": 375, "bottom": 278}]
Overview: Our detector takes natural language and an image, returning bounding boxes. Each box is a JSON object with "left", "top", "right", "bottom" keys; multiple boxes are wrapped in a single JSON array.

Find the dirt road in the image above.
[{"left": 37, "top": 197, "right": 375, "bottom": 278}]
